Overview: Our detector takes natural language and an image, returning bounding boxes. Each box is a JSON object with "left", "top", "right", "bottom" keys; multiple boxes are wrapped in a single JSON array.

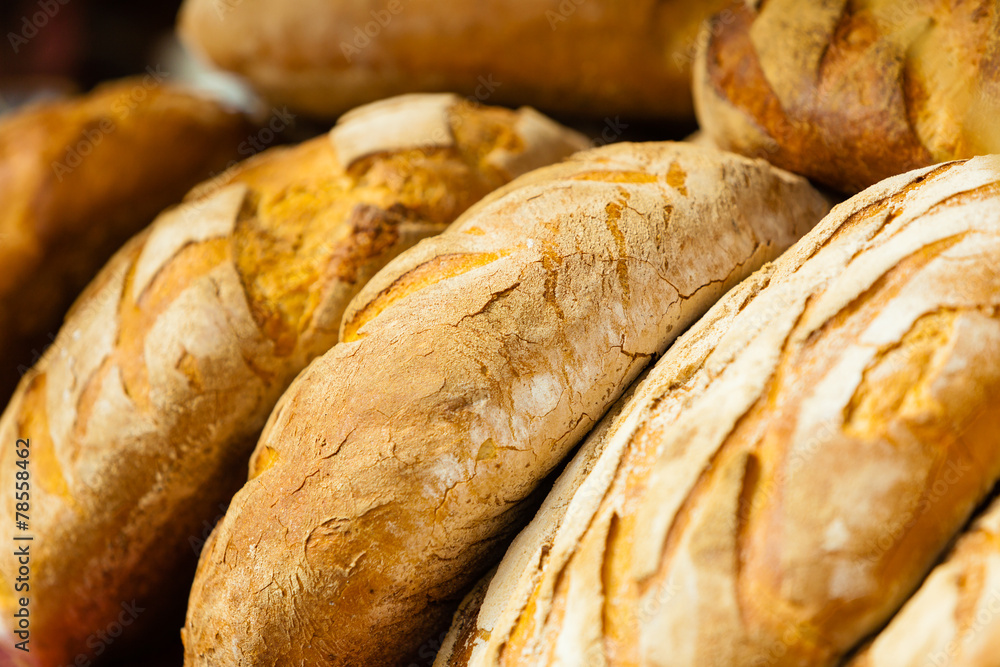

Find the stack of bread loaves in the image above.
[
  {"left": 0, "top": 93, "right": 588, "bottom": 667},
  {"left": 2, "top": 1, "right": 1000, "bottom": 666},
  {"left": 435, "top": 155, "right": 1000, "bottom": 667},
  {"left": 180, "top": 141, "right": 830, "bottom": 665}
]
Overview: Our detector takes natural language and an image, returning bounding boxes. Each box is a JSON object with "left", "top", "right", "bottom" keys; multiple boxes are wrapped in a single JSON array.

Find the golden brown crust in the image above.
[
  {"left": 0, "top": 94, "right": 586, "bottom": 667},
  {"left": 0, "top": 78, "right": 252, "bottom": 402},
  {"left": 694, "top": 0, "right": 1000, "bottom": 194},
  {"left": 181, "top": 142, "right": 829, "bottom": 666},
  {"left": 178, "top": 0, "right": 730, "bottom": 119},
  {"left": 435, "top": 156, "right": 1000, "bottom": 667}
]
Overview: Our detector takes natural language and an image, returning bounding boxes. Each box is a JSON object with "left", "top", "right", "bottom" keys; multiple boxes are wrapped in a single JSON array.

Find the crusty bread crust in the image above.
[
  {"left": 694, "top": 1, "right": 1000, "bottom": 193},
  {"left": 434, "top": 156, "right": 1000, "bottom": 667},
  {"left": 178, "top": 0, "right": 730, "bottom": 119},
  {"left": 0, "top": 94, "right": 586, "bottom": 667},
  {"left": 182, "top": 142, "right": 829, "bottom": 666}
]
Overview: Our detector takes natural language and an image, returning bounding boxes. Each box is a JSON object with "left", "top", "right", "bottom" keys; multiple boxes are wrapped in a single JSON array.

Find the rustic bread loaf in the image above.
[
  {"left": 181, "top": 142, "right": 830, "bottom": 666},
  {"left": 0, "top": 93, "right": 586, "bottom": 667},
  {"left": 694, "top": 0, "right": 1000, "bottom": 193},
  {"left": 846, "top": 496, "right": 1000, "bottom": 667},
  {"left": 178, "top": 0, "right": 730, "bottom": 120},
  {"left": 434, "top": 155, "right": 1000, "bottom": 667},
  {"left": 0, "top": 78, "right": 251, "bottom": 403}
]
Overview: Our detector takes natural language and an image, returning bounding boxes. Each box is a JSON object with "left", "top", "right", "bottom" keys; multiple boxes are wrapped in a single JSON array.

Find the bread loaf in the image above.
[
  {"left": 181, "top": 142, "right": 830, "bottom": 666},
  {"left": 435, "top": 155, "right": 1000, "bottom": 667},
  {"left": 0, "top": 78, "right": 251, "bottom": 402},
  {"left": 846, "top": 497, "right": 1000, "bottom": 667},
  {"left": 693, "top": 0, "right": 1000, "bottom": 193},
  {"left": 178, "top": 0, "right": 729, "bottom": 120},
  {"left": 0, "top": 93, "right": 586, "bottom": 667}
]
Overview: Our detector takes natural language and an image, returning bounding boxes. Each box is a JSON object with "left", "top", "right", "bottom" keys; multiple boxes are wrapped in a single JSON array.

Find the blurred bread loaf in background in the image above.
[
  {"left": 0, "top": 79, "right": 251, "bottom": 403},
  {"left": 178, "top": 0, "right": 731, "bottom": 120}
]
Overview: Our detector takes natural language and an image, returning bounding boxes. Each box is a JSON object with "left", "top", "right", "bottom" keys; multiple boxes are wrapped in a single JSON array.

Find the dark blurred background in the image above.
[{"left": 1, "top": 0, "right": 185, "bottom": 105}]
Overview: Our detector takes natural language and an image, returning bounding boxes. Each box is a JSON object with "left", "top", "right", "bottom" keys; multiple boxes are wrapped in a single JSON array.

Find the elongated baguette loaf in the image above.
[
  {"left": 694, "top": 0, "right": 1000, "bottom": 194},
  {"left": 0, "top": 93, "right": 586, "bottom": 667},
  {"left": 181, "top": 142, "right": 830, "bottom": 666},
  {"left": 0, "top": 78, "right": 251, "bottom": 402},
  {"left": 435, "top": 155, "right": 1000, "bottom": 667},
  {"left": 846, "top": 497, "right": 1000, "bottom": 667},
  {"left": 178, "top": 0, "right": 729, "bottom": 119}
]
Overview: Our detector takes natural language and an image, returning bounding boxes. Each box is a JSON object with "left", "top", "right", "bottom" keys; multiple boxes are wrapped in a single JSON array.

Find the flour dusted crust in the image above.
[
  {"left": 330, "top": 93, "right": 458, "bottom": 165},
  {"left": 181, "top": 142, "right": 830, "bottom": 666},
  {"left": 694, "top": 0, "right": 1000, "bottom": 193},
  {"left": 0, "top": 94, "right": 586, "bottom": 667},
  {"left": 178, "top": 0, "right": 731, "bottom": 119},
  {"left": 435, "top": 156, "right": 1000, "bottom": 667}
]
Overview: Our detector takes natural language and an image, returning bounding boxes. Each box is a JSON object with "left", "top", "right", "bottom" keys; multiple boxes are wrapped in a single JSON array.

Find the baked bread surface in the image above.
[
  {"left": 179, "top": 0, "right": 731, "bottom": 119},
  {"left": 694, "top": 0, "right": 1000, "bottom": 193},
  {"left": 0, "top": 93, "right": 586, "bottom": 667},
  {"left": 435, "top": 156, "right": 1000, "bottom": 667},
  {"left": 0, "top": 79, "right": 252, "bottom": 401},
  {"left": 182, "top": 141, "right": 830, "bottom": 666}
]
